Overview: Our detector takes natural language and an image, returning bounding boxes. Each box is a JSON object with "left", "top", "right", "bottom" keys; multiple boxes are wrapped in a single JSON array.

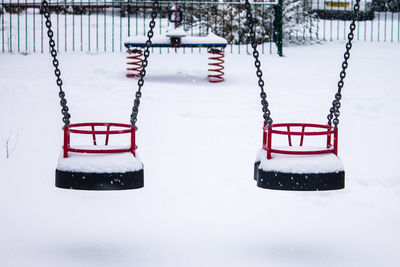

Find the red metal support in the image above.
[
  {"left": 299, "top": 125, "right": 305, "bottom": 146},
  {"left": 61, "top": 122, "right": 137, "bottom": 156},
  {"left": 105, "top": 124, "right": 111, "bottom": 146},
  {"left": 327, "top": 122, "right": 332, "bottom": 148},
  {"left": 287, "top": 125, "right": 292, "bottom": 146},
  {"left": 262, "top": 123, "right": 338, "bottom": 160},
  {"left": 333, "top": 127, "right": 338, "bottom": 155},
  {"left": 267, "top": 126, "right": 272, "bottom": 159},
  {"left": 63, "top": 126, "right": 70, "bottom": 158},
  {"left": 262, "top": 123, "right": 267, "bottom": 148},
  {"left": 131, "top": 126, "right": 136, "bottom": 157},
  {"left": 91, "top": 125, "right": 97, "bottom": 145}
]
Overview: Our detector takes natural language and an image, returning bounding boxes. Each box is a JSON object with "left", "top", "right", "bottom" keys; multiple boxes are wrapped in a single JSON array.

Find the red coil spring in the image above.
[
  {"left": 126, "top": 48, "right": 143, "bottom": 78},
  {"left": 208, "top": 48, "right": 225, "bottom": 83}
]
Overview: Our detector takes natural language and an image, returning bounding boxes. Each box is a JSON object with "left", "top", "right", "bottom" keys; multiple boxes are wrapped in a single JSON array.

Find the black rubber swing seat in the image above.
[
  {"left": 55, "top": 122, "right": 144, "bottom": 191},
  {"left": 253, "top": 162, "right": 344, "bottom": 191},
  {"left": 55, "top": 169, "right": 144, "bottom": 190},
  {"left": 254, "top": 123, "right": 345, "bottom": 191}
]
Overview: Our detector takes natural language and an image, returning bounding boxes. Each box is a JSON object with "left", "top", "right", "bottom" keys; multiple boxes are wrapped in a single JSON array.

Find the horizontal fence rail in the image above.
[{"left": 0, "top": 0, "right": 399, "bottom": 54}]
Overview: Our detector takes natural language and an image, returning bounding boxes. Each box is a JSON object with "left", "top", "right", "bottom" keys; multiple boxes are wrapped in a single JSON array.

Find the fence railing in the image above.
[{"left": 0, "top": 0, "right": 399, "bottom": 55}]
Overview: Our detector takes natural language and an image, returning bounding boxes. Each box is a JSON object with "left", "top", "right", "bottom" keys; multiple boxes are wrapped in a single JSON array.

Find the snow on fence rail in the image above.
[{"left": 0, "top": 0, "right": 399, "bottom": 54}]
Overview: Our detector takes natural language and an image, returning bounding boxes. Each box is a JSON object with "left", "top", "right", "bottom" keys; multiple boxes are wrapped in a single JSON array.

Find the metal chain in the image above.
[
  {"left": 244, "top": 0, "right": 272, "bottom": 126},
  {"left": 42, "top": 0, "right": 71, "bottom": 127},
  {"left": 130, "top": 0, "right": 160, "bottom": 127},
  {"left": 327, "top": 0, "right": 360, "bottom": 128}
]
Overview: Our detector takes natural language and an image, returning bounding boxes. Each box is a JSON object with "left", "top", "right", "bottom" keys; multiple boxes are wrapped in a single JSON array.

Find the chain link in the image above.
[
  {"left": 327, "top": 0, "right": 360, "bottom": 128},
  {"left": 244, "top": 0, "right": 272, "bottom": 126},
  {"left": 42, "top": 0, "right": 71, "bottom": 127},
  {"left": 130, "top": 0, "right": 160, "bottom": 127}
]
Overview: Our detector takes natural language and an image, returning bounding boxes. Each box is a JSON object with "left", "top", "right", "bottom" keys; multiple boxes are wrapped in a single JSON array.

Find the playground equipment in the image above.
[
  {"left": 42, "top": 0, "right": 160, "bottom": 190},
  {"left": 42, "top": 0, "right": 358, "bottom": 191},
  {"left": 247, "top": 0, "right": 360, "bottom": 190},
  {"left": 125, "top": 4, "right": 227, "bottom": 83}
]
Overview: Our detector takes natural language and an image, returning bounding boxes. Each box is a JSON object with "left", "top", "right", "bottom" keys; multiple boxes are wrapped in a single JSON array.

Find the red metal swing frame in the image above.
[
  {"left": 62, "top": 122, "right": 137, "bottom": 158},
  {"left": 262, "top": 123, "right": 338, "bottom": 160}
]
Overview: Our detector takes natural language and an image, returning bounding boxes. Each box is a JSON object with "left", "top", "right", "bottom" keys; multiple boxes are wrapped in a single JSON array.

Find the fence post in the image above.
[{"left": 273, "top": 0, "right": 283, "bottom": 56}]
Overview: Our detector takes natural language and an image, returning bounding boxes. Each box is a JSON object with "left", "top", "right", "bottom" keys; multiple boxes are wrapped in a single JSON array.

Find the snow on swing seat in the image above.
[
  {"left": 57, "top": 146, "right": 143, "bottom": 174},
  {"left": 256, "top": 147, "right": 344, "bottom": 174}
]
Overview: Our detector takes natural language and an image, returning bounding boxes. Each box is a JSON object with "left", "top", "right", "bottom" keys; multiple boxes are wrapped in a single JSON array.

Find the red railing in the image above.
[
  {"left": 62, "top": 122, "right": 137, "bottom": 158},
  {"left": 262, "top": 123, "right": 338, "bottom": 160}
]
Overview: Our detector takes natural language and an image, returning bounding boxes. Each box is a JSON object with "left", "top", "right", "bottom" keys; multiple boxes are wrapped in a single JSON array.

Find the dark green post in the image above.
[{"left": 273, "top": 0, "right": 283, "bottom": 56}]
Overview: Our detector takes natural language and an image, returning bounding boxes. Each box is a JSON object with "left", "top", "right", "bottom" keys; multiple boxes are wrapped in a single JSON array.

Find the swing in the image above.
[
  {"left": 42, "top": 0, "right": 160, "bottom": 190},
  {"left": 245, "top": 0, "right": 361, "bottom": 191}
]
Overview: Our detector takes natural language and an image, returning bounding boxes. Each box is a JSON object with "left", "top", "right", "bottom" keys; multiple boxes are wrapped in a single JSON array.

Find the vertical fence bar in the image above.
[
  {"left": 56, "top": 0, "right": 59, "bottom": 51},
  {"left": 112, "top": 2, "right": 114, "bottom": 52},
  {"left": 80, "top": 0, "right": 83, "bottom": 51},
  {"left": 24, "top": 0, "right": 27, "bottom": 52},
  {"left": 72, "top": 0, "right": 75, "bottom": 51},
  {"left": 238, "top": 5, "right": 240, "bottom": 54},
  {"left": 391, "top": 10, "right": 394, "bottom": 42},
  {"left": 128, "top": 0, "right": 130, "bottom": 37},
  {"left": 65, "top": 1, "right": 67, "bottom": 51},
  {"left": 18, "top": 0, "right": 20, "bottom": 52},
  {"left": 274, "top": 0, "right": 283, "bottom": 56},
  {"left": 343, "top": 6, "right": 346, "bottom": 41},
  {"left": 191, "top": 0, "right": 193, "bottom": 53},
  {"left": 230, "top": 3, "right": 232, "bottom": 54},
  {"left": 33, "top": 0, "right": 35, "bottom": 52},
  {"left": 303, "top": 1, "right": 306, "bottom": 41},
  {"left": 269, "top": 5, "right": 272, "bottom": 54},
  {"left": 135, "top": 0, "right": 138, "bottom": 36},
  {"left": 96, "top": 0, "right": 98, "bottom": 51},
  {"left": 120, "top": 1, "right": 122, "bottom": 52},
  {"left": 9, "top": 0, "right": 12, "bottom": 52},
  {"left": 143, "top": 3, "right": 145, "bottom": 36},
  {"left": 1, "top": 0, "right": 4, "bottom": 52},
  {"left": 41, "top": 1, "right": 43, "bottom": 53},
  {"left": 246, "top": 5, "right": 251, "bottom": 54},
  {"left": 104, "top": 2, "right": 106, "bottom": 52},
  {"left": 384, "top": 11, "right": 387, "bottom": 42},
  {"left": 214, "top": 3, "right": 216, "bottom": 37},
  {"left": 167, "top": 0, "right": 170, "bottom": 54},
  {"left": 323, "top": 0, "right": 326, "bottom": 41},
  {"left": 159, "top": 1, "right": 162, "bottom": 54},
  {"left": 199, "top": 1, "right": 201, "bottom": 53},
  {"left": 364, "top": 7, "right": 367, "bottom": 41},
  {"left": 372, "top": 12, "right": 375, "bottom": 41},
  {"left": 356, "top": 0, "right": 360, "bottom": 40},
  {"left": 329, "top": 9, "right": 333, "bottom": 41},
  {"left": 262, "top": 3, "right": 264, "bottom": 54},
  {"left": 378, "top": 12, "right": 381, "bottom": 41},
  {"left": 88, "top": 0, "right": 90, "bottom": 51},
  {"left": 336, "top": 12, "right": 339, "bottom": 40}
]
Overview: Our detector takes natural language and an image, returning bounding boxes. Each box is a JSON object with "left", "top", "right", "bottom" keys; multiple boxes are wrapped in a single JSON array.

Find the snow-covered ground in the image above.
[{"left": 0, "top": 41, "right": 400, "bottom": 267}]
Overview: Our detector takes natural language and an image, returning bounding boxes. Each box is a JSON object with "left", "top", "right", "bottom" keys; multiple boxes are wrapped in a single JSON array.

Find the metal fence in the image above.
[{"left": 0, "top": 0, "right": 399, "bottom": 54}]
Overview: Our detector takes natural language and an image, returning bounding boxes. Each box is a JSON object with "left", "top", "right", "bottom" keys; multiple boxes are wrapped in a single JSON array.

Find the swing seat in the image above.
[
  {"left": 254, "top": 123, "right": 345, "bottom": 191},
  {"left": 55, "top": 123, "right": 144, "bottom": 191}
]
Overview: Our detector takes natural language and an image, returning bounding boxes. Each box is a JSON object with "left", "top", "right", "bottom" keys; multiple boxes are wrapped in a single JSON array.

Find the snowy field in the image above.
[{"left": 1, "top": 41, "right": 400, "bottom": 267}]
